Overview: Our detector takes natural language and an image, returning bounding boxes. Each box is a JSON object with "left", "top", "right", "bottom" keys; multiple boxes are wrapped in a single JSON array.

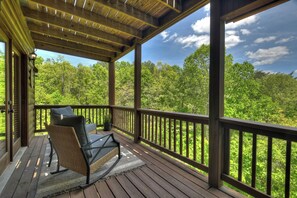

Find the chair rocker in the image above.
[{"left": 46, "top": 124, "right": 121, "bottom": 185}]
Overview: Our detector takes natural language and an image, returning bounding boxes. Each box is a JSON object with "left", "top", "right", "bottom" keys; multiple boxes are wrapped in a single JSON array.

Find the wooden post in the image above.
[
  {"left": 208, "top": 0, "right": 225, "bottom": 188},
  {"left": 134, "top": 43, "right": 141, "bottom": 142},
  {"left": 20, "top": 54, "right": 28, "bottom": 147},
  {"left": 109, "top": 61, "right": 115, "bottom": 123}
]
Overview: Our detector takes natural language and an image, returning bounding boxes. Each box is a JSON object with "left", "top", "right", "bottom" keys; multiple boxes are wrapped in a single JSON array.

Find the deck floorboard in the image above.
[{"left": 0, "top": 132, "right": 237, "bottom": 198}]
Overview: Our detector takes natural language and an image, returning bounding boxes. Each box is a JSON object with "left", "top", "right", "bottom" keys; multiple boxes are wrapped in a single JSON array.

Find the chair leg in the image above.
[
  {"left": 86, "top": 172, "right": 90, "bottom": 184},
  {"left": 50, "top": 160, "right": 68, "bottom": 174},
  {"left": 48, "top": 137, "right": 53, "bottom": 167}
]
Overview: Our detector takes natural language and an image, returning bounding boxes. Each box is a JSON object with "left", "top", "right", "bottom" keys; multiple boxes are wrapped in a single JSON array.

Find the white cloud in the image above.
[
  {"left": 175, "top": 34, "right": 210, "bottom": 48},
  {"left": 191, "top": 16, "right": 210, "bottom": 34},
  {"left": 260, "top": 70, "right": 278, "bottom": 74},
  {"left": 226, "top": 34, "right": 244, "bottom": 48},
  {"left": 160, "top": 31, "right": 169, "bottom": 40},
  {"left": 226, "top": 15, "right": 258, "bottom": 30},
  {"left": 246, "top": 46, "right": 289, "bottom": 66},
  {"left": 164, "top": 33, "right": 178, "bottom": 42},
  {"left": 254, "top": 36, "right": 277, "bottom": 44},
  {"left": 226, "top": 30, "right": 237, "bottom": 35},
  {"left": 191, "top": 15, "right": 257, "bottom": 35},
  {"left": 275, "top": 36, "right": 294, "bottom": 44},
  {"left": 240, "top": 29, "right": 251, "bottom": 35},
  {"left": 203, "top": 3, "right": 210, "bottom": 12}
]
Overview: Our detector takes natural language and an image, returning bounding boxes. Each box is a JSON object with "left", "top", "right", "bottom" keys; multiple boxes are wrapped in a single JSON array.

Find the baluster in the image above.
[
  {"left": 251, "top": 133, "right": 257, "bottom": 187},
  {"left": 39, "top": 109, "right": 42, "bottom": 130},
  {"left": 238, "top": 130, "right": 243, "bottom": 181},
  {"left": 155, "top": 116, "right": 158, "bottom": 144},
  {"left": 148, "top": 115, "right": 151, "bottom": 141},
  {"left": 223, "top": 127, "right": 230, "bottom": 174},
  {"left": 144, "top": 114, "right": 147, "bottom": 139},
  {"left": 164, "top": 118, "right": 166, "bottom": 148},
  {"left": 193, "top": 123, "right": 196, "bottom": 161},
  {"left": 45, "top": 109, "right": 48, "bottom": 127},
  {"left": 174, "top": 119, "right": 176, "bottom": 152},
  {"left": 141, "top": 113, "right": 144, "bottom": 138},
  {"left": 201, "top": 123, "right": 205, "bottom": 164},
  {"left": 267, "top": 137, "right": 272, "bottom": 195},
  {"left": 152, "top": 115, "right": 155, "bottom": 143},
  {"left": 180, "top": 120, "right": 182, "bottom": 155},
  {"left": 92, "top": 108, "right": 94, "bottom": 124},
  {"left": 285, "top": 140, "right": 291, "bottom": 198},
  {"left": 169, "top": 119, "right": 172, "bottom": 150},
  {"left": 95, "top": 108, "right": 98, "bottom": 126},
  {"left": 99, "top": 108, "right": 102, "bottom": 125},
  {"left": 186, "top": 121, "right": 189, "bottom": 158},
  {"left": 159, "top": 116, "right": 162, "bottom": 146}
]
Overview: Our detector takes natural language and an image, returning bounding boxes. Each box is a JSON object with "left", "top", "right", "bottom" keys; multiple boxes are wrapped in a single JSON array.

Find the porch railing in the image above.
[
  {"left": 139, "top": 108, "right": 209, "bottom": 173},
  {"left": 221, "top": 118, "right": 297, "bottom": 198},
  {"left": 112, "top": 106, "right": 134, "bottom": 136},
  {"left": 33, "top": 105, "right": 297, "bottom": 197},
  {"left": 34, "top": 105, "right": 110, "bottom": 132}
]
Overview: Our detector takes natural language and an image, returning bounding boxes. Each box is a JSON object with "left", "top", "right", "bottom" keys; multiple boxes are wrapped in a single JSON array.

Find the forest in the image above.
[
  {"left": 35, "top": 45, "right": 297, "bottom": 128},
  {"left": 0, "top": 44, "right": 283, "bottom": 197}
]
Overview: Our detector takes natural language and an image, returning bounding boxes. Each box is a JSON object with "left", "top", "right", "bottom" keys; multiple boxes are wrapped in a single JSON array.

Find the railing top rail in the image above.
[
  {"left": 111, "top": 105, "right": 134, "bottom": 111},
  {"left": 221, "top": 117, "right": 297, "bottom": 138},
  {"left": 34, "top": 105, "right": 110, "bottom": 109},
  {"left": 139, "top": 108, "right": 209, "bottom": 123}
]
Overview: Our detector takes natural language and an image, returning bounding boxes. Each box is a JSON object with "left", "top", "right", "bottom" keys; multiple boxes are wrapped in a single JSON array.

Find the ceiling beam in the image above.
[
  {"left": 221, "top": 0, "right": 288, "bottom": 22},
  {"left": 22, "top": 6, "right": 131, "bottom": 47},
  {"left": 29, "top": 0, "right": 142, "bottom": 38},
  {"left": 92, "top": 0, "right": 159, "bottom": 28},
  {"left": 32, "top": 32, "right": 116, "bottom": 58},
  {"left": 28, "top": 22, "right": 122, "bottom": 53},
  {"left": 154, "top": 0, "right": 182, "bottom": 13},
  {"left": 35, "top": 41, "right": 111, "bottom": 62}
]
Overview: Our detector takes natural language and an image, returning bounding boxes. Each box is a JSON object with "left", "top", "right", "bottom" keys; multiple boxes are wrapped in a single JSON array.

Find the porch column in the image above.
[
  {"left": 109, "top": 61, "right": 115, "bottom": 123},
  {"left": 134, "top": 43, "right": 141, "bottom": 142},
  {"left": 208, "top": 0, "right": 225, "bottom": 188}
]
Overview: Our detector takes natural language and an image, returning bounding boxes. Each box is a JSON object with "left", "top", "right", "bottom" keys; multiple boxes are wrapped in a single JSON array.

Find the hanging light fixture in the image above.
[{"left": 29, "top": 51, "right": 37, "bottom": 61}]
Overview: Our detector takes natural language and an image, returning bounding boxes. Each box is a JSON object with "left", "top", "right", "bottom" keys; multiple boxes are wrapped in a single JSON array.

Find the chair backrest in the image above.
[
  {"left": 50, "top": 115, "right": 92, "bottom": 158},
  {"left": 46, "top": 124, "right": 88, "bottom": 175},
  {"left": 50, "top": 106, "right": 74, "bottom": 124}
]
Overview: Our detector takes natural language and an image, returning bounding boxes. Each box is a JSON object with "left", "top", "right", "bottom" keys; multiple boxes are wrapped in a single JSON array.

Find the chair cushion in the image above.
[
  {"left": 88, "top": 134, "right": 118, "bottom": 163},
  {"left": 85, "top": 123, "right": 97, "bottom": 133},
  {"left": 54, "top": 115, "right": 92, "bottom": 158}
]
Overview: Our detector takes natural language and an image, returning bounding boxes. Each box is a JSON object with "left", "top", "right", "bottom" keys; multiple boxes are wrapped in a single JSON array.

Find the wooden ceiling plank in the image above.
[
  {"left": 154, "top": 0, "right": 182, "bottom": 13},
  {"left": 22, "top": 6, "right": 131, "bottom": 46},
  {"left": 27, "top": 22, "right": 122, "bottom": 53},
  {"left": 29, "top": 0, "right": 142, "bottom": 38},
  {"left": 31, "top": 32, "right": 116, "bottom": 58},
  {"left": 92, "top": 0, "right": 159, "bottom": 28},
  {"left": 35, "top": 41, "right": 111, "bottom": 62}
]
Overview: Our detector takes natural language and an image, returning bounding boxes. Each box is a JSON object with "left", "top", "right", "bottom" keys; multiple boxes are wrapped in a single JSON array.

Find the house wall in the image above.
[{"left": 0, "top": 0, "right": 35, "bottom": 147}]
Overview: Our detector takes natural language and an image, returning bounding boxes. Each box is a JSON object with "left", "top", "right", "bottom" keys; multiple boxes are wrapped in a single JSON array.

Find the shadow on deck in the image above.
[{"left": 0, "top": 131, "right": 241, "bottom": 198}]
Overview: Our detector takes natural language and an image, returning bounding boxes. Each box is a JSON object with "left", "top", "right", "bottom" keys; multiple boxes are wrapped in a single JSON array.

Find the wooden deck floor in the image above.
[{"left": 0, "top": 132, "right": 239, "bottom": 198}]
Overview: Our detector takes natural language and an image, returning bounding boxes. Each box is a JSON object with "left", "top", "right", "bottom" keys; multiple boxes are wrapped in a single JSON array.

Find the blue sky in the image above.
[{"left": 37, "top": 0, "right": 297, "bottom": 75}]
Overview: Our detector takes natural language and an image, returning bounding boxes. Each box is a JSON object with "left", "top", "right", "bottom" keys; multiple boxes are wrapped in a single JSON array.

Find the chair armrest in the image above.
[
  {"left": 82, "top": 133, "right": 119, "bottom": 164},
  {"left": 85, "top": 118, "right": 92, "bottom": 124}
]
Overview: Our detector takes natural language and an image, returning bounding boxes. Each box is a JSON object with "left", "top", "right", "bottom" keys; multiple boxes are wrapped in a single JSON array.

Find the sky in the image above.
[{"left": 37, "top": 0, "right": 297, "bottom": 75}]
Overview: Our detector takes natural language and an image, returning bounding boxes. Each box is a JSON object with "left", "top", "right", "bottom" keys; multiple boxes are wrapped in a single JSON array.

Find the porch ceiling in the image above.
[{"left": 19, "top": 0, "right": 209, "bottom": 62}]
